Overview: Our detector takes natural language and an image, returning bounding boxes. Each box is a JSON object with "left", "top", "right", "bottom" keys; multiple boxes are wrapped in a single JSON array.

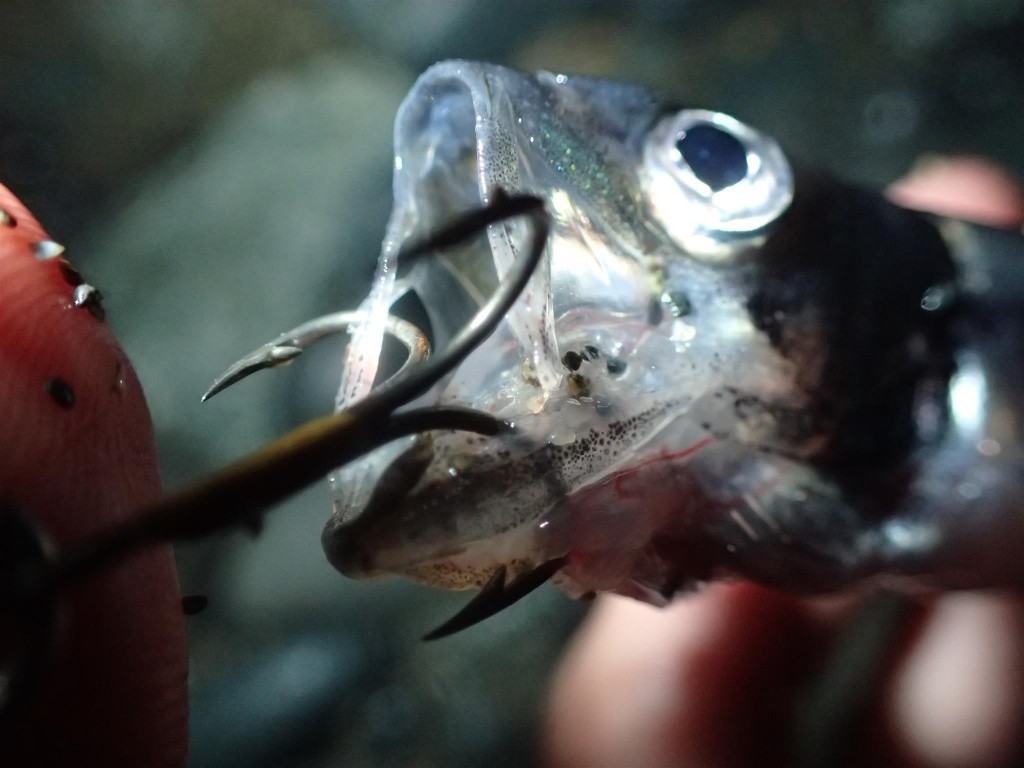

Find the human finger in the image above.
[{"left": 0, "top": 183, "right": 188, "bottom": 767}]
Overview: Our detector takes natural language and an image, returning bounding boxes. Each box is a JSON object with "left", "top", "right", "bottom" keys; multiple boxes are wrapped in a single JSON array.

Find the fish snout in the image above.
[{"left": 321, "top": 435, "right": 436, "bottom": 578}]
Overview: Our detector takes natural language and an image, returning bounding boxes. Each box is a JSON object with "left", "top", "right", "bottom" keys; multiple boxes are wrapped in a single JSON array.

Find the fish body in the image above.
[{"left": 323, "top": 61, "right": 1024, "bottom": 606}]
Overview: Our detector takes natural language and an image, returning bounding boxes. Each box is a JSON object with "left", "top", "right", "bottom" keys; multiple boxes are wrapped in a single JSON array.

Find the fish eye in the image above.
[
  {"left": 643, "top": 109, "right": 793, "bottom": 259},
  {"left": 675, "top": 122, "right": 749, "bottom": 192}
]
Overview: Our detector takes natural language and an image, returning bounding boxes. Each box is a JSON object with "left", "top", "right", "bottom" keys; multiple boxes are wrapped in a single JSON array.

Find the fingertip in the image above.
[
  {"left": 888, "top": 156, "right": 1024, "bottom": 228},
  {"left": 889, "top": 593, "right": 1024, "bottom": 768},
  {"left": 546, "top": 592, "right": 725, "bottom": 768},
  {"left": 0, "top": 183, "right": 188, "bottom": 767},
  {"left": 546, "top": 584, "right": 824, "bottom": 768}
]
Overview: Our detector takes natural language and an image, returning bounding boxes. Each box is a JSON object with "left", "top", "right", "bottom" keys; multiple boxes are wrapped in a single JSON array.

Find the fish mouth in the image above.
[
  {"left": 323, "top": 62, "right": 673, "bottom": 584},
  {"left": 322, "top": 63, "right": 800, "bottom": 593}
]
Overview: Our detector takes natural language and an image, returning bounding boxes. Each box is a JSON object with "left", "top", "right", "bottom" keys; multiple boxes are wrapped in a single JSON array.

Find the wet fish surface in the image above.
[{"left": 281, "top": 62, "right": 1022, "bottom": 612}]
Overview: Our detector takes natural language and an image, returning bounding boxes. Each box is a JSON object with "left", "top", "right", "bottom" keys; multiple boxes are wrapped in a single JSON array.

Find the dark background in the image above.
[{"left": 3, "top": 1, "right": 1022, "bottom": 766}]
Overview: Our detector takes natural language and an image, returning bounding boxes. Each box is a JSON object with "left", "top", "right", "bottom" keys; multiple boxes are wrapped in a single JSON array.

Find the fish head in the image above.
[
  {"left": 322, "top": 61, "right": 803, "bottom": 593},
  {"left": 323, "top": 61, "right": 956, "bottom": 600}
]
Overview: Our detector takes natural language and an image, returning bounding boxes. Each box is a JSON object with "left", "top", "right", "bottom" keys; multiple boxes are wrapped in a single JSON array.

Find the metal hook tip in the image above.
[
  {"left": 422, "top": 555, "right": 568, "bottom": 641},
  {"left": 201, "top": 345, "right": 303, "bottom": 402}
]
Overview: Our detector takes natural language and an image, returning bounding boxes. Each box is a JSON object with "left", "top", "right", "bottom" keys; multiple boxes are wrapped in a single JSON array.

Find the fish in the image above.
[{"left": 211, "top": 61, "right": 1024, "bottom": 635}]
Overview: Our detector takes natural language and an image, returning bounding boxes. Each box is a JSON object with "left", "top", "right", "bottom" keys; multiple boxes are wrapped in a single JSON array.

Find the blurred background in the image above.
[{"left": 2, "top": 1, "right": 1022, "bottom": 766}]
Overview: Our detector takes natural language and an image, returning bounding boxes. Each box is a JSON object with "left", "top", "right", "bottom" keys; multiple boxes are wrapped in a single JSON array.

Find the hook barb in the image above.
[{"left": 422, "top": 555, "right": 568, "bottom": 641}]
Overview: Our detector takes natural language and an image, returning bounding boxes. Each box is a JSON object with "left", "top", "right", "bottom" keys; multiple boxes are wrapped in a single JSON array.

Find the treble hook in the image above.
[
  {"left": 201, "top": 312, "right": 430, "bottom": 402},
  {"left": 0, "top": 191, "right": 551, "bottom": 726},
  {"left": 59, "top": 191, "right": 549, "bottom": 582}
]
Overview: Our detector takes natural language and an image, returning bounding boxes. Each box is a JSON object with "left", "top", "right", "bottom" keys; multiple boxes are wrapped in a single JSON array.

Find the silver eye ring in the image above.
[{"left": 642, "top": 109, "right": 793, "bottom": 259}]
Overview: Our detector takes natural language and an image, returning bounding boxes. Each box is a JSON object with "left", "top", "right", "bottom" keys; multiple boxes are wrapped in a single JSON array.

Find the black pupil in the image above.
[{"left": 675, "top": 123, "right": 748, "bottom": 192}]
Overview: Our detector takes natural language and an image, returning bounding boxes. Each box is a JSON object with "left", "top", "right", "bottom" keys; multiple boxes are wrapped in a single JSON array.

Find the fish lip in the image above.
[
  {"left": 322, "top": 436, "right": 435, "bottom": 577},
  {"left": 321, "top": 513, "right": 372, "bottom": 578}
]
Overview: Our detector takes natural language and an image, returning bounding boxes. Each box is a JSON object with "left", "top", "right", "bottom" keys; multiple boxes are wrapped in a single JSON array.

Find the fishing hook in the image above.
[{"left": 0, "top": 190, "right": 552, "bottom": 728}]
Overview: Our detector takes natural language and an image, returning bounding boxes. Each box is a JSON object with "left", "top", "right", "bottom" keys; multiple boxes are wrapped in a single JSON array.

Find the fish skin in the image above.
[{"left": 0, "top": 184, "right": 187, "bottom": 767}]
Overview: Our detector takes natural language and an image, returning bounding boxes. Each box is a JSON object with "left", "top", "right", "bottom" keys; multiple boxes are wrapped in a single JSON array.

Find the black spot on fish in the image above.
[
  {"left": 665, "top": 291, "right": 692, "bottom": 317},
  {"left": 561, "top": 350, "right": 582, "bottom": 371},
  {"left": 606, "top": 357, "right": 627, "bottom": 376},
  {"left": 567, "top": 373, "right": 589, "bottom": 398},
  {"left": 45, "top": 377, "right": 75, "bottom": 409},
  {"left": 647, "top": 297, "right": 664, "bottom": 326}
]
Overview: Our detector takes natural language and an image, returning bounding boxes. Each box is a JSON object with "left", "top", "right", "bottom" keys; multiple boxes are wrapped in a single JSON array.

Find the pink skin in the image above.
[
  {"left": 0, "top": 184, "right": 187, "bottom": 767},
  {"left": 547, "top": 159, "right": 1024, "bottom": 768}
]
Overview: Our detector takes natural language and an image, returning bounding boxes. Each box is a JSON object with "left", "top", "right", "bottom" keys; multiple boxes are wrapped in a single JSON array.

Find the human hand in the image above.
[
  {"left": 0, "top": 183, "right": 188, "bottom": 768},
  {"left": 546, "top": 159, "right": 1024, "bottom": 768}
]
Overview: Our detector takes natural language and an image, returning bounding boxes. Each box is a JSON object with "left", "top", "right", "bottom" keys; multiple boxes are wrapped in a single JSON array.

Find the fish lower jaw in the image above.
[
  {"left": 345, "top": 522, "right": 551, "bottom": 591},
  {"left": 405, "top": 555, "right": 536, "bottom": 591}
]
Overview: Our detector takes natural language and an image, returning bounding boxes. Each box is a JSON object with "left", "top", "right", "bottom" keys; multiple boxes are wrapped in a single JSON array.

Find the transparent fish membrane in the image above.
[
  {"left": 324, "top": 62, "right": 732, "bottom": 586},
  {"left": 331, "top": 64, "right": 659, "bottom": 524}
]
